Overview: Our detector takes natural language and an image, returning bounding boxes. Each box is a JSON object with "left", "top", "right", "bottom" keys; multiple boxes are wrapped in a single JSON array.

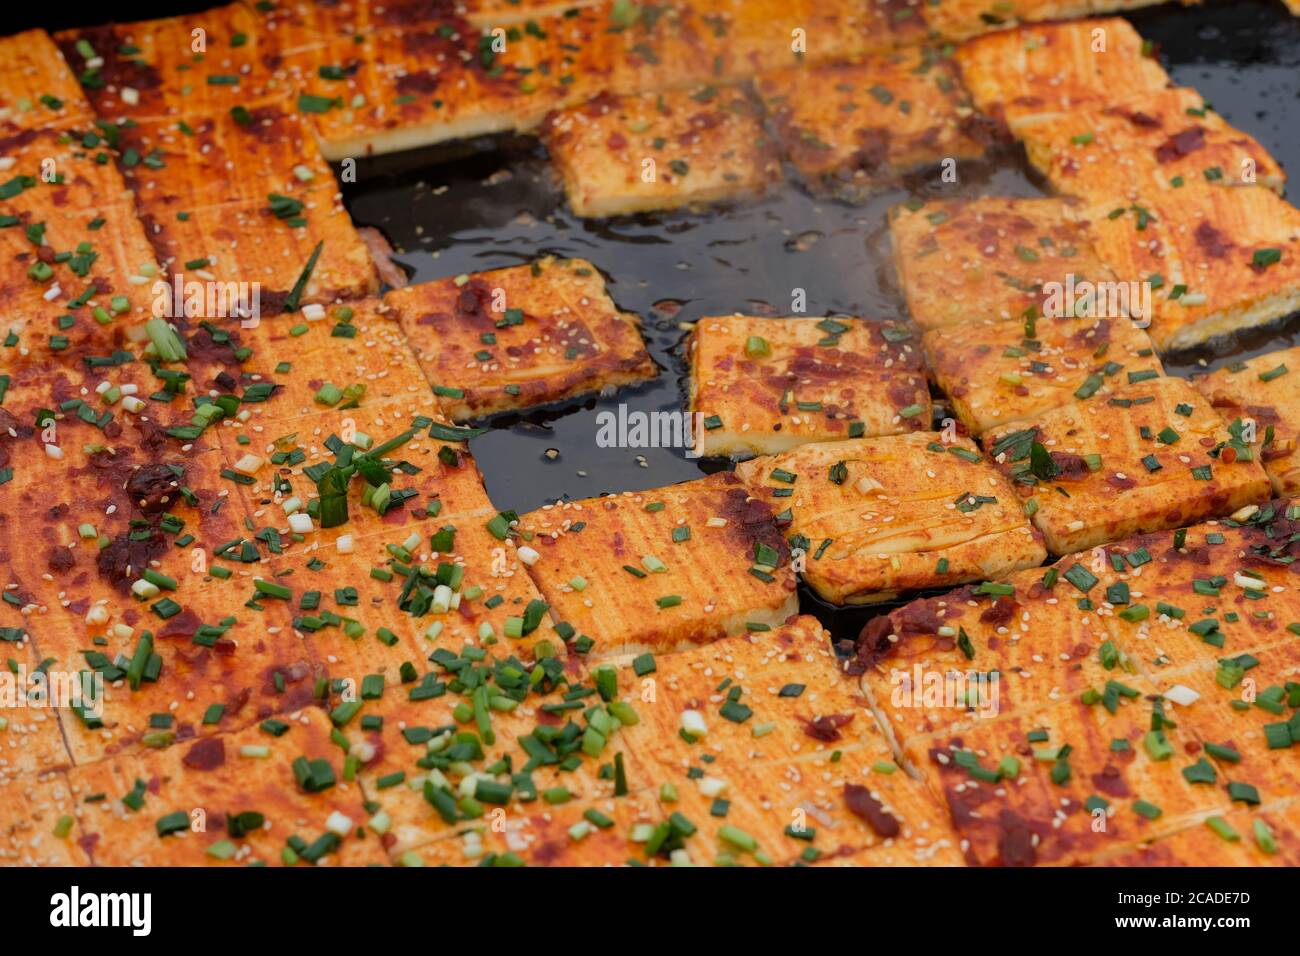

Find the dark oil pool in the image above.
[{"left": 339, "top": 0, "right": 1300, "bottom": 645}]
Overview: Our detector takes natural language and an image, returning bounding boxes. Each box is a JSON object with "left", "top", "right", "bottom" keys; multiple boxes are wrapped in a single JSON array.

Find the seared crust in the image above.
[
  {"left": 755, "top": 48, "right": 995, "bottom": 197},
  {"left": 954, "top": 17, "right": 1170, "bottom": 130},
  {"left": 890, "top": 196, "right": 1118, "bottom": 331},
  {"left": 924, "top": 315, "right": 1164, "bottom": 435},
  {"left": 541, "top": 85, "right": 782, "bottom": 217},
  {"left": 984, "top": 376, "right": 1271, "bottom": 554},
  {"left": 518, "top": 473, "right": 799, "bottom": 658},
  {"left": 388, "top": 256, "right": 656, "bottom": 420},
  {"left": 687, "top": 314, "right": 931, "bottom": 457},
  {"left": 139, "top": 186, "right": 379, "bottom": 313},
  {"left": 735, "top": 433, "right": 1047, "bottom": 604},
  {"left": 1018, "top": 87, "right": 1287, "bottom": 202},
  {"left": 53, "top": 5, "right": 282, "bottom": 122},
  {"left": 1080, "top": 186, "right": 1300, "bottom": 353},
  {"left": 1192, "top": 346, "right": 1300, "bottom": 495},
  {"left": 66, "top": 707, "right": 385, "bottom": 866},
  {"left": 0, "top": 30, "right": 94, "bottom": 135}
]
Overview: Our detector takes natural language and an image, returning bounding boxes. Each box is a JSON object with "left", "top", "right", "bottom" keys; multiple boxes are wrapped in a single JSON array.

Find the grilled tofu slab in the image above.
[
  {"left": 541, "top": 85, "right": 782, "bottom": 217},
  {"left": 954, "top": 17, "right": 1171, "bottom": 130},
  {"left": 1080, "top": 185, "right": 1300, "bottom": 353},
  {"left": 755, "top": 48, "right": 996, "bottom": 198},
  {"left": 215, "top": 394, "right": 498, "bottom": 555},
  {"left": 687, "top": 314, "right": 931, "bottom": 458},
  {"left": 903, "top": 677, "right": 1234, "bottom": 866},
  {"left": 113, "top": 95, "right": 336, "bottom": 214},
  {"left": 65, "top": 707, "right": 385, "bottom": 866},
  {"left": 389, "top": 256, "right": 656, "bottom": 420},
  {"left": 735, "top": 433, "right": 1047, "bottom": 604},
  {"left": 983, "top": 376, "right": 1272, "bottom": 554},
  {"left": 140, "top": 186, "right": 379, "bottom": 313},
  {"left": 1094, "top": 504, "right": 1300, "bottom": 677},
  {"left": 191, "top": 301, "right": 433, "bottom": 427},
  {"left": 924, "top": 315, "right": 1164, "bottom": 435},
  {"left": 1192, "top": 347, "right": 1300, "bottom": 495},
  {"left": 0, "top": 30, "right": 94, "bottom": 134},
  {"left": 517, "top": 472, "right": 799, "bottom": 658},
  {"left": 0, "top": 126, "right": 138, "bottom": 219},
  {"left": 890, "top": 196, "right": 1119, "bottom": 331},
  {"left": 854, "top": 561, "right": 1125, "bottom": 741},
  {"left": 0, "top": 202, "right": 162, "bottom": 361},
  {"left": 1017, "top": 87, "right": 1287, "bottom": 201},
  {"left": 55, "top": 5, "right": 283, "bottom": 122}
]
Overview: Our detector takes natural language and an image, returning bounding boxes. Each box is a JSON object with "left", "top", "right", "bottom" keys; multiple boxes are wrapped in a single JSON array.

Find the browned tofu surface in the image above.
[
  {"left": 955, "top": 17, "right": 1171, "bottom": 130},
  {"left": 756, "top": 48, "right": 997, "bottom": 197},
  {"left": 517, "top": 472, "right": 799, "bottom": 658},
  {"left": 65, "top": 708, "right": 385, "bottom": 865},
  {"left": 1080, "top": 186, "right": 1300, "bottom": 353},
  {"left": 541, "top": 85, "right": 782, "bottom": 217},
  {"left": 113, "top": 96, "right": 335, "bottom": 214},
  {"left": 687, "top": 314, "right": 931, "bottom": 457},
  {"left": 139, "top": 186, "right": 379, "bottom": 313},
  {"left": 1192, "top": 346, "right": 1300, "bottom": 495},
  {"left": 0, "top": 30, "right": 94, "bottom": 134},
  {"left": 1018, "top": 87, "right": 1287, "bottom": 202},
  {"left": 735, "top": 433, "right": 1047, "bottom": 604},
  {"left": 984, "top": 376, "right": 1272, "bottom": 554},
  {"left": 388, "top": 256, "right": 655, "bottom": 420},
  {"left": 54, "top": 5, "right": 282, "bottom": 122},
  {"left": 924, "top": 314, "right": 1164, "bottom": 435},
  {"left": 890, "top": 196, "right": 1119, "bottom": 331}
]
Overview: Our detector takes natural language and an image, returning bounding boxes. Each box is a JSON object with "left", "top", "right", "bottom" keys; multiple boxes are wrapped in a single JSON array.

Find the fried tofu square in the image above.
[
  {"left": 190, "top": 300, "right": 432, "bottom": 426},
  {"left": 735, "top": 433, "right": 1047, "bottom": 605},
  {"left": 215, "top": 394, "right": 498, "bottom": 555},
  {"left": 924, "top": 315, "right": 1164, "bottom": 435},
  {"left": 341, "top": 664, "right": 637, "bottom": 860},
  {"left": 0, "top": 126, "right": 138, "bottom": 219},
  {"left": 541, "top": 84, "right": 781, "bottom": 217},
  {"left": 388, "top": 256, "right": 655, "bottom": 420},
  {"left": 140, "top": 186, "right": 378, "bottom": 314},
  {"left": 905, "top": 681, "right": 1232, "bottom": 866},
  {"left": 0, "top": 772, "right": 91, "bottom": 866},
  {"left": 1081, "top": 186, "right": 1300, "bottom": 353},
  {"left": 1095, "top": 505, "right": 1300, "bottom": 677},
  {"left": 276, "top": 21, "right": 573, "bottom": 161},
  {"left": 755, "top": 48, "right": 995, "bottom": 198},
  {"left": 284, "top": 519, "right": 560, "bottom": 683},
  {"left": 0, "top": 203, "right": 161, "bottom": 359},
  {"left": 0, "top": 30, "right": 94, "bottom": 134},
  {"left": 66, "top": 708, "right": 385, "bottom": 866},
  {"left": 517, "top": 472, "right": 799, "bottom": 658},
  {"left": 1150, "top": 644, "right": 1300, "bottom": 810},
  {"left": 854, "top": 561, "right": 1124, "bottom": 742},
  {"left": 686, "top": 314, "right": 931, "bottom": 458},
  {"left": 113, "top": 96, "right": 336, "bottom": 215},
  {"left": 54, "top": 5, "right": 281, "bottom": 122},
  {"left": 953, "top": 17, "right": 1171, "bottom": 130},
  {"left": 1193, "top": 347, "right": 1300, "bottom": 495},
  {"left": 984, "top": 377, "right": 1271, "bottom": 555},
  {"left": 28, "top": 585, "right": 321, "bottom": 765},
  {"left": 643, "top": 746, "right": 962, "bottom": 867},
  {"left": 1018, "top": 87, "right": 1287, "bottom": 202},
  {"left": 889, "top": 196, "right": 1118, "bottom": 331},
  {"left": 610, "top": 616, "right": 876, "bottom": 776}
]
